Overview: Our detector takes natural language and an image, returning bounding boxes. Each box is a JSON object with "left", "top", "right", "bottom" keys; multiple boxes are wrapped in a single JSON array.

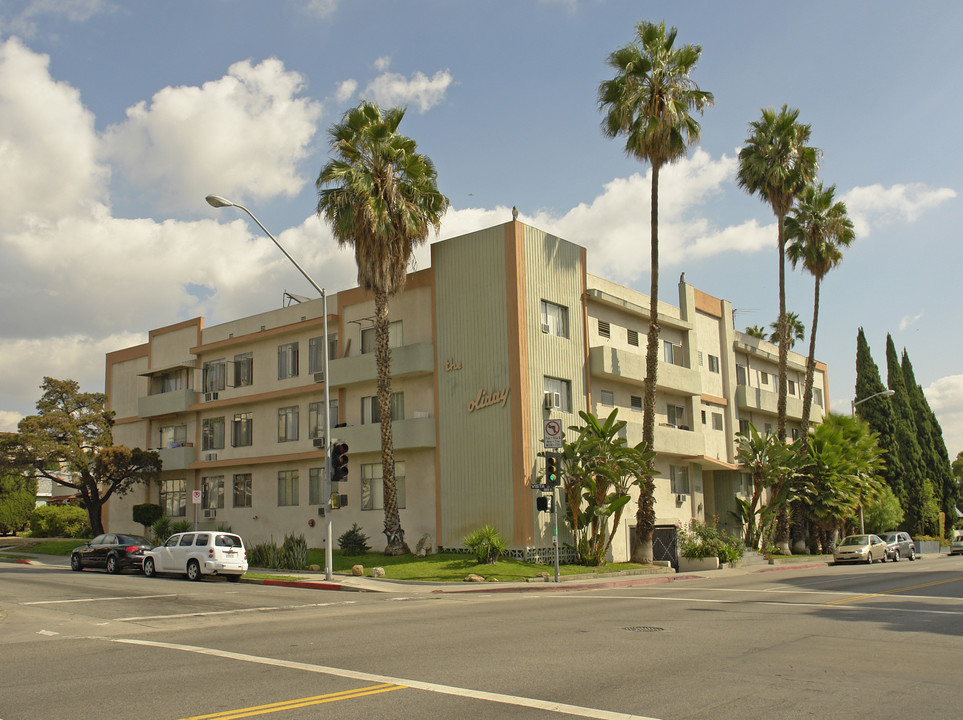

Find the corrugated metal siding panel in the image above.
[{"left": 434, "top": 227, "right": 516, "bottom": 545}]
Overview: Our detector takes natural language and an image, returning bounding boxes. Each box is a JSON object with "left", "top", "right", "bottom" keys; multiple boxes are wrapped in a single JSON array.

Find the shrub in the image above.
[
  {"left": 133, "top": 503, "right": 163, "bottom": 534},
  {"left": 678, "top": 519, "right": 744, "bottom": 564},
  {"left": 171, "top": 519, "right": 192, "bottom": 534},
  {"left": 463, "top": 524, "right": 506, "bottom": 564},
  {"left": 338, "top": 523, "right": 371, "bottom": 555},
  {"left": 151, "top": 516, "right": 172, "bottom": 544},
  {"left": 28, "top": 505, "right": 90, "bottom": 538},
  {"left": 249, "top": 539, "right": 284, "bottom": 569},
  {"left": 282, "top": 533, "right": 308, "bottom": 570},
  {"left": 0, "top": 474, "right": 37, "bottom": 535}
]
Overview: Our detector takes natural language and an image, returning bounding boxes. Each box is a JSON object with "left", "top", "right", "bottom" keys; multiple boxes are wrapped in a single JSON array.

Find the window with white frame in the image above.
[
  {"left": 202, "top": 476, "right": 224, "bottom": 509},
  {"left": 158, "top": 370, "right": 183, "bottom": 393},
  {"left": 711, "top": 412, "right": 723, "bottom": 431},
  {"left": 708, "top": 355, "right": 720, "bottom": 373},
  {"left": 278, "top": 342, "right": 299, "bottom": 379},
  {"left": 670, "top": 465, "right": 690, "bottom": 494},
  {"left": 540, "top": 300, "right": 569, "bottom": 338},
  {"left": 160, "top": 424, "right": 187, "bottom": 448},
  {"left": 309, "top": 400, "right": 339, "bottom": 439},
  {"left": 233, "top": 474, "right": 252, "bottom": 508},
  {"left": 361, "top": 393, "right": 404, "bottom": 425},
  {"left": 788, "top": 379, "right": 797, "bottom": 396},
  {"left": 202, "top": 360, "right": 226, "bottom": 393},
  {"left": 160, "top": 479, "right": 186, "bottom": 517},
  {"left": 739, "top": 472, "right": 752, "bottom": 497},
  {"left": 760, "top": 371, "right": 770, "bottom": 386},
  {"left": 234, "top": 353, "right": 253, "bottom": 387},
  {"left": 232, "top": 412, "right": 253, "bottom": 447},
  {"left": 277, "top": 470, "right": 299, "bottom": 506},
  {"left": 361, "top": 461, "right": 405, "bottom": 511},
  {"left": 814, "top": 388, "right": 824, "bottom": 407},
  {"left": 663, "top": 340, "right": 684, "bottom": 366},
  {"left": 277, "top": 406, "right": 299, "bottom": 442},
  {"left": 736, "top": 364, "right": 747, "bottom": 386},
  {"left": 543, "top": 376, "right": 572, "bottom": 413},
  {"left": 361, "top": 321, "right": 402, "bottom": 354},
  {"left": 600, "top": 389, "right": 614, "bottom": 406},
  {"left": 308, "top": 334, "right": 338, "bottom": 374},
  {"left": 202, "top": 417, "right": 224, "bottom": 451},
  {"left": 666, "top": 403, "right": 686, "bottom": 428},
  {"left": 309, "top": 467, "right": 324, "bottom": 505}
]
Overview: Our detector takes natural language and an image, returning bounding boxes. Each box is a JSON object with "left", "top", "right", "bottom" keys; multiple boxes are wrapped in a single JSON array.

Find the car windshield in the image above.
[
  {"left": 883, "top": 535, "right": 898, "bottom": 542},
  {"left": 216, "top": 534, "right": 242, "bottom": 548},
  {"left": 118, "top": 535, "right": 150, "bottom": 545},
  {"left": 841, "top": 536, "right": 869, "bottom": 546}
]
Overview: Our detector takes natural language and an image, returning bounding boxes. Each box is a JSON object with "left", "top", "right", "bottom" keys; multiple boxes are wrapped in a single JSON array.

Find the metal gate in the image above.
[{"left": 653, "top": 524, "right": 679, "bottom": 569}]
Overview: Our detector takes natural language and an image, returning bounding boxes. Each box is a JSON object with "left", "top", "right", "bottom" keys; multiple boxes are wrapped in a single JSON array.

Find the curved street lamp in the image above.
[
  {"left": 850, "top": 388, "right": 895, "bottom": 532},
  {"left": 206, "top": 194, "right": 334, "bottom": 580}
]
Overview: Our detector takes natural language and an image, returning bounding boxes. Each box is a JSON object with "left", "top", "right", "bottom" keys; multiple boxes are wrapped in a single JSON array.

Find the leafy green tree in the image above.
[
  {"left": 885, "top": 335, "right": 926, "bottom": 533},
  {"left": 745, "top": 325, "right": 767, "bottom": 340},
  {"left": 863, "top": 485, "right": 904, "bottom": 535},
  {"left": 557, "top": 410, "right": 656, "bottom": 566},
  {"left": 738, "top": 105, "right": 819, "bottom": 443},
  {"left": 767, "top": 311, "right": 805, "bottom": 350},
  {"left": 734, "top": 423, "right": 800, "bottom": 549},
  {"left": 854, "top": 328, "right": 903, "bottom": 500},
  {"left": 316, "top": 102, "right": 449, "bottom": 555},
  {"left": 598, "top": 19, "right": 712, "bottom": 563},
  {"left": 786, "top": 182, "right": 855, "bottom": 438},
  {"left": 5, "top": 378, "right": 161, "bottom": 536},
  {"left": 0, "top": 470, "right": 37, "bottom": 535}
]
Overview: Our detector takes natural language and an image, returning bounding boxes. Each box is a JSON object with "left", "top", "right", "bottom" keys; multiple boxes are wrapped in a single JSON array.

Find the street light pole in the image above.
[
  {"left": 850, "top": 388, "right": 896, "bottom": 533},
  {"left": 206, "top": 194, "right": 334, "bottom": 581}
]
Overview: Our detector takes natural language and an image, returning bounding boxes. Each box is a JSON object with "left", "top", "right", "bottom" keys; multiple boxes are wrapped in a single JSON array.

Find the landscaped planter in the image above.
[
  {"left": 679, "top": 556, "right": 719, "bottom": 572},
  {"left": 914, "top": 540, "right": 940, "bottom": 555}
]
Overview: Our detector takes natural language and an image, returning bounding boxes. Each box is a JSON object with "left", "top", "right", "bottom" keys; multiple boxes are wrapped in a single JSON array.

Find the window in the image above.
[
  {"left": 309, "top": 467, "right": 324, "bottom": 505},
  {"left": 791, "top": 427, "right": 800, "bottom": 440},
  {"left": 701, "top": 410, "right": 706, "bottom": 424},
  {"left": 739, "top": 472, "right": 752, "bottom": 497},
  {"left": 540, "top": 300, "right": 569, "bottom": 338},
  {"left": 234, "top": 353, "right": 253, "bottom": 387},
  {"left": 670, "top": 465, "right": 690, "bottom": 494},
  {"left": 663, "top": 340, "right": 683, "bottom": 366},
  {"left": 361, "top": 461, "right": 405, "bottom": 511},
  {"left": 760, "top": 371, "right": 770, "bottom": 386},
  {"left": 698, "top": 351, "right": 704, "bottom": 367},
  {"left": 361, "top": 321, "right": 402, "bottom": 354},
  {"left": 232, "top": 412, "right": 253, "bottom": 447},
  {"left": 160, "top": 424, "right": 187, "bottom": 448},
  {"left": 278, "top": 342, "right": 299, "bottom": 379},
  {"left": 600, "top": 390, "right": 614, "bottom": 406},
  {"left": 202, "top": 360, "right": 226, "bottom": 393},
  {"left": 630, "top": 395, "right": 642, "bottom": 411},
  {"left": 736, "top": 364, "right": 747, "bottom": 386},
  {"left": 667, "top": 403, "right": 686, "bottom": 428},
  {"left": 202, "top": 476, "right": 224, "bottom": 509},
  {"left": 309, "top": 399, "right": 339, "bottom": 439},
  {"left": 764, "top": 423, "right": 773, "bottom": 435},
  {"left": 361, "top": 393, "right": 404, "bottom": 425},
  {"left": 708, "top": 355, "right": 720, "bottom": 373},
  {"left": 543, "top": 377, "right": 572, "bottom": 413},
  {"left": 711, "top": 412, "right": 723, "bottom": 431},
  {"left": 738, "top": 418, "right": 751, "bottom": 436},
  {"left": 814, "top": 388, "right": 824, "bottom": 408},
  {"left": 598, "top": 320, "right": 610, "bottom": 339},
  {"left": 278, "top": 405, "right": 299, "bottom": 442},
  {"left": 202, "top": 417, "right": 224, "bottom": 451},
  {"left": 158, "top": 370, "right": 183, "bottom": 393},
  {"left": 277, "top": 470, "right": 299, "bottom": 506},
  {"left": 627, "top": 329, "right": 639, "bottom": 347},
  {"left": 788, "top": 379, "right": 797, "bottom": 396},
  {"left": 308, "top": 334, "right": 338, "bottom": 374},
  {"left": 232, "top": 474, "right": 252, "bottom": 508},
  {"left": 160, "top": 479, "right": 186, "bottom": 517}
]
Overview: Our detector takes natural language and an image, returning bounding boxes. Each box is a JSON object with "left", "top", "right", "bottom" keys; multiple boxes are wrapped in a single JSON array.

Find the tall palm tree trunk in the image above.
[
  {"left": 774, "top": 212, "right": 792, "bottom": 555},
  {"left": 375, "top": 290, "right": 409, "bottom": 555},
  {"left": 800, "top": 276, "right": 821, "bottom": 439},
  {"left": 633, "top": 163, "right": 661, "bottom": 564}
]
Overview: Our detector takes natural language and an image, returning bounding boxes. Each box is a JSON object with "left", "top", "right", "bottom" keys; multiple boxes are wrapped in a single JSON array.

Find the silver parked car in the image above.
[
  {"left": 949, "top": 536, "right": 963, "bottom": 556},
  {"left": 833, "top": 534, "right": 888, "bottom": 564},
  {"left": 881, "top": 531, "right": 916, "bottom": 562}
]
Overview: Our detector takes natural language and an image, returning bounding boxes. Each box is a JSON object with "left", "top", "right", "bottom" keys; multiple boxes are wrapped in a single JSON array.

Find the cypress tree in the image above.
[
  {"left": 902, "top": 350, "right": 957, "bottom": 536},
  {"left": 885, "top": 334, "right": 926, "bottom": 534},
  {"left": 854, "top": 328, "right": 903, "bottom": 501}
]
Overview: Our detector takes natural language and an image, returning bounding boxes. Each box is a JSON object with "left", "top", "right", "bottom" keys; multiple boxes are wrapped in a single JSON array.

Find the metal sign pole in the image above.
[{"left": 553, "top": 486, "right": 560, "bottom": 582}]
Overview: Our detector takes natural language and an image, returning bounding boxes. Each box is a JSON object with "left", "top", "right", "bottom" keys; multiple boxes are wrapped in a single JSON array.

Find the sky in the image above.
[{"left": 1, "top": 1, "right": 961, "bottom": 458}]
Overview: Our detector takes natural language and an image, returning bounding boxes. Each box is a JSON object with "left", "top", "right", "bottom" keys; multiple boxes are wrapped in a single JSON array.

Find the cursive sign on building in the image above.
[{"left": 467, "top": 387, "right": 510, "bottom": 413}]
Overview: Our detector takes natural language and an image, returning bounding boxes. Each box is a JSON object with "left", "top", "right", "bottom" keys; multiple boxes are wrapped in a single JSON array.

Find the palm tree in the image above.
[
  {"left": 745, "top": 325, "right": 767, "bottom": 340},
  {"left": 737, "top": 105, "right": 819, "bottom": 443},
  {"left": 598, "top": 19, "right": 712, "bottom": 563},
  {"left": 316, "top": 102, "right": 449, "bottom": 555},
  {"left": 786, "top": 183, "right": 854, "bottom": 438},
  {"left": 767, "top": 311, "right": 804, "bottom": 350}
]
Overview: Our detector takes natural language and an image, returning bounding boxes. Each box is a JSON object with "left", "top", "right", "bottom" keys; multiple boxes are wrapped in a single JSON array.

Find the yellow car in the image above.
[{"left": 833, "top": 534, "right": 888, "bottom": 565}]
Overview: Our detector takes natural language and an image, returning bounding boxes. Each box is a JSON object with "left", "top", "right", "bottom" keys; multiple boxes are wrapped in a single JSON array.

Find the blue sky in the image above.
[{"left": 1, "top": 0, "right": 961, "bottom": 456}]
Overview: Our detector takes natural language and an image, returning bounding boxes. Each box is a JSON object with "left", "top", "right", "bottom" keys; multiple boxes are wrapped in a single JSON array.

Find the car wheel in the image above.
[
  {"left": 143, "top": 557, "right": 156, "bottom": 578},
  {"left": 909, "top": 547, "right": 916, "bottom": 561},
  {"left": 893, "top": 549, "right": 899, "bottom": 562},
  {"left": 226, "top": 574, "right": 241, "bottom": 583},
  {"left": 106, "top": 555, "right": 120, "bottom": 574},
  {"left": 866, "top": 554, "right": 873, "bottom": 565},
  {"left": 70, "top": 554, "right": 83, "bottom": 572},
  {"left": 186, "top": 559, "right": 201, "bottom": 581}
]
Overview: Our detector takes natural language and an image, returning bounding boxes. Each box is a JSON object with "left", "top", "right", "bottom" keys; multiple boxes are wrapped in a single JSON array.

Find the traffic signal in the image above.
[
  {"left": 330, "top": 441, "right": 349, "bottom": 482},
  {"left": 545, "top": 453, "right": 560, "bottom": 486},
  {"left": 536, "top": 495, "right": 554, "bottom": 513}
]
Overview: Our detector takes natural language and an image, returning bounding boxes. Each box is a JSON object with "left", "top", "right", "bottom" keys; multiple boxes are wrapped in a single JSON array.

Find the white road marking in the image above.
[
  {"left": 97, "top": 636, "right": 661, "bottom": 720},
  {"left": 24, "top": 594, "right": 178, "bottom": 605},
  {"left": 114, "top": 600, "right": 355, "bottom": 622},
  {"left": 37, "top": 629, "right": 58, "bottom": 636}
]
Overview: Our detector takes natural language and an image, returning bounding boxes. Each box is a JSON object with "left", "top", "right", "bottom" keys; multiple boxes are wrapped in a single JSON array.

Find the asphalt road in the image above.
[{"left": 2, "top": 556, "right": 962, "bottom": 719}]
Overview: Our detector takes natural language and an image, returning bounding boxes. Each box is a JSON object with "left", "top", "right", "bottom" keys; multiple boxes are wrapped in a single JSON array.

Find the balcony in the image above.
[
  {"left": 653, "top": 423, "right": 706, "bottom": 458},
  {"left": 736, "top": 385, "right": 804, "bottom": 419},
  {"left": 326, "top": 416, "right": 436, "bottom": 455},
  {"left": 138, "top": 389, "right": 195, "bottom": 418},
  {"left": 157, "top": 444, "right": 196, "bottom": 471},
  {"left": 328, "top": 342, "right": 434, "bottom": 388},
  {"left": 589, "top": 346, "right": 701, "bottom": 396}
]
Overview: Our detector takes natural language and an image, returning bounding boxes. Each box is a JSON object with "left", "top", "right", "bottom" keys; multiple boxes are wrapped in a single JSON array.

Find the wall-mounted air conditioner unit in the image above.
[
  {"left": 541, "top": 323, "right": 551, "bottom": 334},
  {"left": 544, "top": 391, "right": 561, "bottom": 410},
  {"left": 675, "top": 493, "right": 688, "bottom": 504},
  {"left": 203, "top": 508, "right": 217, "bottom": 519},
  {"left": 313, "top": 437, "right": 325, "bottom": 448},
  {"left": 314, "top": 372, "right": 324, "bottom": 383},
  {"left": 204, "top": 392, "right": 219, "bottom": 402},
  {"left": 204, "top": 453, "right": 218, "bottom": 462}
]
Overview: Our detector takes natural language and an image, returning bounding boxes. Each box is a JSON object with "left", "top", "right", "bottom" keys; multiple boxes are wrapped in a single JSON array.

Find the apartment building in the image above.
[{"left": 105, "top": 218, "right": 828, "bottom": 562}]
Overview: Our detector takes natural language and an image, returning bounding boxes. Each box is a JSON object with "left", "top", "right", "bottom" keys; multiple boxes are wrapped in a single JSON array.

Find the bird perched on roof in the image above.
[{"left": 512, "top": 205, "right": 518, "bottom": 220}]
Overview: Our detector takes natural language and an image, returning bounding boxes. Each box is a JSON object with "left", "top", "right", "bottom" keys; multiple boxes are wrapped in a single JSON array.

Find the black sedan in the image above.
[{"left": 70, "top": 534, "right": 154, "bottom": 574}]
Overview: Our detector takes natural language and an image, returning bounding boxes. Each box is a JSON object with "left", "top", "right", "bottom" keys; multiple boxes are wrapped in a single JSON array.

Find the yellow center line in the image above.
[
  {"left": 179, "top": 684, "right": 404, "bottom": 720},
  {"left": 824, "top": 575, "right": 963, "bottom": 605}
]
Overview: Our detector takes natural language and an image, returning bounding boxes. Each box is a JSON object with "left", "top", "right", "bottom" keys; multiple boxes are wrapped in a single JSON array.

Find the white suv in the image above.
[{"left": 143, "top": 531, "right": 248, "bottom": 582}]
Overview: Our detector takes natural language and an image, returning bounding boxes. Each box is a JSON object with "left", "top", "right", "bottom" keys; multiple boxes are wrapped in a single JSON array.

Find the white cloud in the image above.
[
  {"left": 335, "top": 79, "right": 357, "bottom": 104},
  {"left": 101, "top": 57, "right": 324, "bottom": 212},
  {"left": 374, "top": 56, "right": 391, "bottom": 72},
  {"left": 0, "top": 37, "right": 108, "bottom": 231},
  {"left": 843, "top": 183, "right": 957, "bottom": 237},
  {"left": 303, "top": 0, "right": 338, "bottom": 18},
  {"left": 924, "top": 374, "right": 963, "bottom": 458},
  {"left": 898, "top": 312, "right": 924, "bottom": 332},
  {"left": 0, "top": 0, "right": 109, "bottom": 36},
  {"left": 363, "top": 68, "right": 453, "bottom": 113},
  {"left": 0, "top": 410, "right": 23, "bottom": 433}
]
